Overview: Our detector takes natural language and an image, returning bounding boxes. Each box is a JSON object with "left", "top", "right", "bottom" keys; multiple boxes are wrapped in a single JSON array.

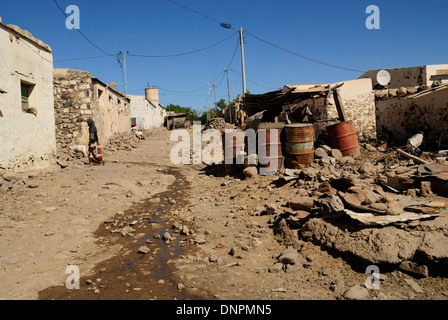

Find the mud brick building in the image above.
[{"left": 0, "top": 18, "right": 56, "bottom": 171}]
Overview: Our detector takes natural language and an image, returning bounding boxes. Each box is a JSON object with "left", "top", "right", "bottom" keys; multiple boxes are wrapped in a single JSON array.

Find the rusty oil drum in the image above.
[
  {"left": 257, "top": 129, "right": 283, "bottom": 174},
  {"left": 222, "top": 130, "right": 245, "bottom": 175},
  {"left": 284, "top": 124, "right": 315, "bottom": 168},
  {"left": 326, "top": 121, "right": 360, "bottom": 157}
]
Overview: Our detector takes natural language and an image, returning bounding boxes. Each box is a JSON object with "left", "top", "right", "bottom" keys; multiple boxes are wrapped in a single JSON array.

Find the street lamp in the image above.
[{"left": 220, "top": 23, "right": 247, "bottom": 98}]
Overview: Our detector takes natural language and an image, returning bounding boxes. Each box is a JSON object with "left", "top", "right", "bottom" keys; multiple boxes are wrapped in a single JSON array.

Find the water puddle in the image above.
[{"left": 38, "top": 168, "right": 210, "bottom": 300}]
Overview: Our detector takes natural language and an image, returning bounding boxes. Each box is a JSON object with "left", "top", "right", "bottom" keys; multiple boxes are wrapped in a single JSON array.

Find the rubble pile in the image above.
[
  {"left": 55, "top": 129, "right": 152, "bottom": 169},
  {"left": 205, "top": 117, "right": 236, "bottom": 132},
  {"left": 257, "top": 142, "right": 448, "bottom": 274}
]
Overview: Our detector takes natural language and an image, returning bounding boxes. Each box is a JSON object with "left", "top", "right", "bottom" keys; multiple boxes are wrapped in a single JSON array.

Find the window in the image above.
[
  {"left": 20, "top": 81, "right": 37, "bottom": 115},
  {"left": 21, "top": 82, "right": 31, "bottom": 110}
]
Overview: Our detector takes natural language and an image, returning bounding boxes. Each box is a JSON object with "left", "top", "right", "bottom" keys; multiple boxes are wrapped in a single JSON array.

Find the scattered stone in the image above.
[
  {"left": 194, "top": 235, "right": 206, "bottom": 244},
  {"left": 269, "top": 263, "right": 284, "bottom": 273},
  {"left": 365, "top": 144, "right": 377, "bottom": 152},
  {"left": 399, "top": 261, "right": 428, "bottom": 278},
  {"left": 45, "top": 207, "right": 58, "bottom": 213},
  {"left": 331, "top": 149, "right": 343, "bottom": 161},
  {"left": 243, "top": 167, "right": 258, "bottom": 178},
  {"left": 163, "top": 232, "right": 173, "bottom": 241},
  {"left": 343, "top": 284, "right": 370, "bottom": 300},
  {"left": 121, "top": 226, "right": 136, "bottom": 237},
  {"left": 330, "top": 279, "right": 345, "bottom": 292},
  {"left": 180, "top": 225, "right": 190, "bottom": 236},
  {"left": 265, "top": 203, "right": 277, "bottom": 215},
  {"left": 288, "top": 197, "right": 315, "bottom": 211},
  {"left": 138, "top": 246, "right": 150, "bottom": 254},
  {"left": 278, "top": 251, "right": 298, "bottom": 265},
  {"left": 177, "top": 283, "right": 185, "bottom": 290},
  {"left": 320, "top": 267, "right": 330, "bottom": 276},
  {"left": 318, "top": 194, "right": 345, "bottom": 218},
  {"left": 419, "top": 181, "right": 434, "bottom": 197},
  {"left": 314, "top": 148, "right": 328, "bottom": 158},
  {"left": 358, "top": 161, "right": 375, "bottom": 175},
  {"left": 404, "top": 278, "right": 424, "bottom": 293},
  {"left": 340, "top": 156, "right": 355, "bottom": 165}
]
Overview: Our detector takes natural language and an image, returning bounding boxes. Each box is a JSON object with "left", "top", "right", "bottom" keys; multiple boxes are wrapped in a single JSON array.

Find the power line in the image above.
[
  {"left": 244, "top": 30, "right": 367, "bottom": 73},
  {"left": 51, "top": 0, "right": 114, "bottom": 56},
  {"left": 128, "top": 32, "right": 237, "bottom": 58},
  {"left": 54, "top": 54, "right": 113, "bottom": 63},
  {"left": 165, "top": 0, "right": 220, "bottom": 24}
]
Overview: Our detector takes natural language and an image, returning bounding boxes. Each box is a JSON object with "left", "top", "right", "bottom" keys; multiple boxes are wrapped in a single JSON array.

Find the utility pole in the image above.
[
  {"left": 213, "top": 83, "right": 216, "bottom": 114},
  {"left": 220, "top": 24, "right": 247, "bottom": 98},
  {"left": 207, "top": 81, "right": 211, "bottom": 122},
  {"left": 224, "top": 69, "right": 231, "bottom": 103},
  {"left": 239, "top": 27, "right": 247, "bottom": 97},
  {"left": 117, "top": 51, "right": 129, "bottom": 95}
]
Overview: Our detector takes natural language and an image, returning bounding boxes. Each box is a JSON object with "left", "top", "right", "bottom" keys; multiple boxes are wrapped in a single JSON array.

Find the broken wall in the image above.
[
  {"left": 287, "top": 78, "right": 376, "bottom": 141},
  {"left": 376, "top": 86, "right": 448, "bottom": 148},
  {"left": 360, "top": 64, "right": 448, "bottom": 88}
]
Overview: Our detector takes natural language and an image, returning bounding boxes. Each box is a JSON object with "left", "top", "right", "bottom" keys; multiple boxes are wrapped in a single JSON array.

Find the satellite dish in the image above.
[{"left": 376, "top": 70, "right": 391, "bottom": 86}]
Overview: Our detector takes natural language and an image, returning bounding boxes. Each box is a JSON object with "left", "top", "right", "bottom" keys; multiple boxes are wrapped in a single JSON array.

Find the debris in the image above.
[
  {"left": 137, "top": 246, "right": 150, "bottom": 254},
  {"left": 420, "top": 181, "right": 434, "bottom": 197},
  {"left": 406, "top": 132, "right": 424, "bottom": 153},
  {"left": 287, "top": 197, "right": 315, "bottom": 211},
  {"left": 343, "top": 284, "right": 369, "bottom": 300},
  {"left": 398, "top": 261, "right": 429, "bottom": 278},
  {"left": 318, "top": 194, "right": 345, "bottom": 218},
  {"left": 404, "top": 278, "right": 425, "bottom": 293},
  {"left": 243, "top": 166, "right": 258, "bottom": 178},
  {"left": 343, "top": 209, "right": 436, "bottom": 227},
  {"left": 397, "top": 149, "right": 427, "bottom": 164}
]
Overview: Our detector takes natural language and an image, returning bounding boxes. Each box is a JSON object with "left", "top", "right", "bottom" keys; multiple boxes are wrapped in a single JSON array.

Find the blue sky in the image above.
[{"left": 1, "top": 0, "right": 447, "bottom": 113}]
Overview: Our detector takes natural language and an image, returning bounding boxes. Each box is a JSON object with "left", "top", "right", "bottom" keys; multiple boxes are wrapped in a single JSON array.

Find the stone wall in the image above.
[
  {"left": 286, "top": 78, "right": 376, "bottom": 141},
  {"left": 53, "top": 69, "right": 93, "bottom": 152},
  {"left": 53, "top": 69, "right": 131, "bottom": 156}
]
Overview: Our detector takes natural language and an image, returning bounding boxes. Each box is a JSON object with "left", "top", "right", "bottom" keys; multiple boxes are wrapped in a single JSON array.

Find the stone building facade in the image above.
[
  {"left": 53, "top": 68, "right": 131, "bottom": 154},
  {"left": 0, "top": 18, "right": 56, "bottom": 171}
]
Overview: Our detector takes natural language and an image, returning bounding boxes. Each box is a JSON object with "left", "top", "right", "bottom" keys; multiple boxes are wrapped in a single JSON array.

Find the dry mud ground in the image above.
[{"left": 1, "top": 128, "right": 447, "bottom": 301}]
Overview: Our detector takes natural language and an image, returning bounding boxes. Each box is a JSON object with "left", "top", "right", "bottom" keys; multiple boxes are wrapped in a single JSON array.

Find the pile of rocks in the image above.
[
  {"left": 205, "top": 118, "right": 235, "bottom": 132},
  {"left": 260, "top": 142, "right": 448, "bottom": 273},
  {"left": 55, "top": 129, "right": 148, "bottom": 168},
  {"left": 0, "top": 169, "right": 38, "bottom": 195}
]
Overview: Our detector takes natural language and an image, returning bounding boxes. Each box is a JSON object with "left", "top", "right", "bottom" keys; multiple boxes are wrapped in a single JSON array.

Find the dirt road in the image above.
[{"left": 1, "top": 128, "right": 447, "bottom": 300}]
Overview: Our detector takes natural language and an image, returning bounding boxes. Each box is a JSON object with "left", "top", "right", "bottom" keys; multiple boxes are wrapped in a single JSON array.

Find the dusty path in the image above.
[{"left": 1, "top": 128, "right": 448, "bottom": 301}]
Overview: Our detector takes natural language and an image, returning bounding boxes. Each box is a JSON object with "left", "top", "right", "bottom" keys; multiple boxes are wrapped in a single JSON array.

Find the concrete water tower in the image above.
[{"left": 145, "top": 86, "right": 159, "bottom": 105}]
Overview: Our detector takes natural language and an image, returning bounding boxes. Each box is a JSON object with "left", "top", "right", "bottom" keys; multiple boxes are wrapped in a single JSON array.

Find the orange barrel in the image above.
[
  {"left": 284, "top": 124, "right": 315, "bottom": 168},
  {"left": 257, "top": 129, "right": 283, "bottom": 175},
  {"left": 326, "top": 121, "right": 360, "bottom": 157},
  {"left": 222, "top": 130, "right": 245, "bottom": 175}
]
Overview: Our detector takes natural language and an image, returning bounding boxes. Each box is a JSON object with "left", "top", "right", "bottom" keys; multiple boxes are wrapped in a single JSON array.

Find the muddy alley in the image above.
[{"left": 1, "top": 127, "right": 448, "bottom": 302}]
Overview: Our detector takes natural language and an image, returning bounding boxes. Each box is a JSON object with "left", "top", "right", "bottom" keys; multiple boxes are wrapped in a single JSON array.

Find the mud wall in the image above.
[{"left": 376, "top": 86, "right": 448, "bottom": 148}]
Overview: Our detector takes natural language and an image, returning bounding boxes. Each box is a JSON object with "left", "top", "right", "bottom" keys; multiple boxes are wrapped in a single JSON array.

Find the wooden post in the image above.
[{"left": 333, "top": 88, "right": 347, "bottom": 122}]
